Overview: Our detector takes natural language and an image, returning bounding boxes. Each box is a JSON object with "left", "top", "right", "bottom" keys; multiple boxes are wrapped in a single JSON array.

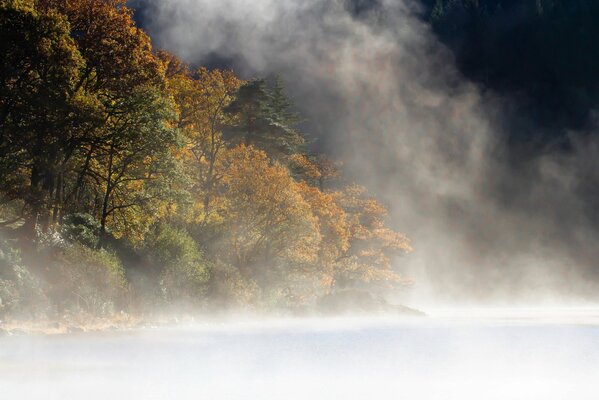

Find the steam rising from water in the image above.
[
  {"left": 132, "top": 0, "right": 599, "bottom": 304},
  {"left": 3, "top": 4, "right": 599, "bottom": 398},
  {"left": 2, "top": 312, "right": 599, "bottom": 399}
]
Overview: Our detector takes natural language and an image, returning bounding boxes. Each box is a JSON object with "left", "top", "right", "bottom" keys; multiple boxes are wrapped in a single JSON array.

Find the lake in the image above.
[{"left": 1, "top": 309, "right": 599, "bottom": 399}]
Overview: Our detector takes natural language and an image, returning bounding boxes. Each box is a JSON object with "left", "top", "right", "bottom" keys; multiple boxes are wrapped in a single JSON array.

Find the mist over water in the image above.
[
  {"left": 3, "top": 311, "right": 599, "bottom": 399},
  {"left": 129, "top": 0, "right": 599, "bottom": 305},
  {"left": 4, "top": 2, "right": 599, "bottom": 398}
]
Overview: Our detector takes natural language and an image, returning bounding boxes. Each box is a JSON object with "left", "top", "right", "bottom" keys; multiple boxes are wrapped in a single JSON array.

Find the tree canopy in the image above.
[
  {"left": 0, "top": 0, "right": 412, "bottom": 317},
  {"left": 426, "top": 0, "right": 599, "bottom": 144}
]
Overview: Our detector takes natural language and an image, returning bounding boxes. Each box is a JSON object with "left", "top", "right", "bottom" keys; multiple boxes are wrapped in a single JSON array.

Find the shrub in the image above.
[
  {"left": 34, "top": 225, "right": 66, "bottom": 249},
  {"left": 206, "top": 262, "right": 260, "bottom": 310},
  {"left": 61, "top": 213, "right": 101, "bottom": 248},
  {"left": 144, "top": 224, "right": 210, "bottom": 305},
  {"left": 52, "top": 244, "right": 128, "bottom": 315},
  {"left": 0, "top": 239, "right": 47, "bottom": 319}
]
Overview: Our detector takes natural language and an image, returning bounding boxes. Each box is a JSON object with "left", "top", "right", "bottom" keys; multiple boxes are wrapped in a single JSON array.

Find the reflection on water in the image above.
[{"left": 2, "top": 309, "right": 599, "bottom": 400}]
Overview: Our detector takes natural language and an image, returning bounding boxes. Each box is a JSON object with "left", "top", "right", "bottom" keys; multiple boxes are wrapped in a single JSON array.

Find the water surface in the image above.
[{"left": 2, "top": 310, "right": 598, "bottom": 399}]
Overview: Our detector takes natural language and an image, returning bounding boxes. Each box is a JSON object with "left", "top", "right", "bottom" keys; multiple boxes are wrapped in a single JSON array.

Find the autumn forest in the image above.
[{"left": 0, "top": 0, "right": 412, "bottom": 321}]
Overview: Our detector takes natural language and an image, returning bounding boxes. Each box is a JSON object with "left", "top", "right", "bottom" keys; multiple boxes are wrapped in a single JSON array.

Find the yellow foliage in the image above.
[
  {"left": 167, "top": 66, "right": 242, "bottom": 224},
  {"left": 218, "top": 145, "right": 320, "bottom": 273},
  {"left": 332, "top": 185, "right": 413, "bottom": 287},
  {"left": 289, "top": 154, "right": 322, "bottom": 181},
  {"left": 298, "top": 182, "right": 349, "bottom": 264}
]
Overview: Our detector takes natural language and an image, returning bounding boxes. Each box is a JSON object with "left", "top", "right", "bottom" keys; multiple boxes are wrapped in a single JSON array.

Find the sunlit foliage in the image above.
[
  {"left": 0, "top": 0, "right": 413, "bottom": 316},
  {"left": 218, "top": 145, "right": 320, "bottom": 275}
]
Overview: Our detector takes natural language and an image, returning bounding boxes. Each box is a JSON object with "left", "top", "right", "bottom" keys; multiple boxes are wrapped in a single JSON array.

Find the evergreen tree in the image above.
[{"left": 224, "top": 78, "right": 305, "bottom": 159}]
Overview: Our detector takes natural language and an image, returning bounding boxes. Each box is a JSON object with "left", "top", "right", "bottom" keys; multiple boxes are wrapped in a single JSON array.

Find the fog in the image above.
[
  {"left": 2, "top": 311, "right": 599, "bottom": 399},
  {"left": 129, "top": 0, "right": 599, "bottom": 306},
  {"left": 4, "top": 2, "right": 599, "bottom": 398}
]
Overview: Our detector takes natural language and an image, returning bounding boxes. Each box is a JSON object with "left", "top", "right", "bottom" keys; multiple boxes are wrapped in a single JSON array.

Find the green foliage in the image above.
[
  {"left": 224, "top": 78, "right": 305, "bottom": 159},
  {"left": 61, "top": 213, "right": 101, "bottom": 247},
  {"left": 0, "top": 239, "right": 47, "bottom": 318},
  {"left": 269, "top": 76, "right": 302, "bottom": 129},
  {"left": 52, "top": 243, "right": 128, "bottom": 315},
  {"left": 144, "top": 224, "right": 210, "bottom": 304}
]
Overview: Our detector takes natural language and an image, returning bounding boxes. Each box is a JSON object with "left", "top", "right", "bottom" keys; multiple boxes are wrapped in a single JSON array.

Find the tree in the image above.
[
  {"left": 224, "top": 79, "right": 305, "bottom": 159},
  {"left": 143, "top": 224, "right": 210, "bottom": 305},
  {"left": 297, "top": 182, "right": 349, "bottom": 292},
  {"left": 289, "top": 153, "right": 342, "bottom": 190},
  {"left": 217, "top": 145, "right": 320, "bottom": 279},
  {"left": 84, "top": 87, "right": 180, "bottom": 244},
  {"left": 167, "top": 65, "right": 242, "bottom": 224},
  {"left": 0, "top": 0, "right": 416, "bottom": 314},
  {"left": 1, "top": 0, "right": 168, "bottom": 235},
  {"left": 332, "top": 185, "right": 412, "bottom": 289},
  {"left": 27, "top": 0, "right": 180, "bottom": 242},
  {"left": 269, "top": 75, "right": 302, "bottom": 130},
  {"left": 0, "top": 0, "right": 99, "bottom": 234},
  {"left": 38, "top": 0, "right": 163, "bottom": 95}
]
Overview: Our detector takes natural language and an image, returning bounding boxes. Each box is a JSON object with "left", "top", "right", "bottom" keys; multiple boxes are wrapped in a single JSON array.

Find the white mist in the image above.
[{"left": 2, "top": 310, "right": 599, "bottom": 399}]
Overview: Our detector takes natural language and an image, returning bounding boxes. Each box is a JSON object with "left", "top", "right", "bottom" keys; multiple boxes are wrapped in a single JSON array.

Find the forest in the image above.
[
  {"left": 426, "top": 0, "right": 599, "bottom": 146},
  {"left": 0, "top": 0, "right": 413, "bottom": 322}
]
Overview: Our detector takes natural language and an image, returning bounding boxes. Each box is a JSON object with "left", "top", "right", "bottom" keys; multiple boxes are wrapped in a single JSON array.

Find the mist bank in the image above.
[
  {"left": 130, "top": 0, "right": 599, "bottom": 304},
  {"left": 3, "top": 313, "right": 599, "bottom": 400}
]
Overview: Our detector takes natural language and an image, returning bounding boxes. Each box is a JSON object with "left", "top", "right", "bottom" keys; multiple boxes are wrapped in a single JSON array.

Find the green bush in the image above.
[
  {"left": 0, "top": 239, "right": 47, "bottom": 318},
  {"left": 52, "top": 244, "right": 128, "bottom": 315},
  {"left": 144, "top": 224, "right": 210, "bottom": 305},
  {"left": 206, "top": 262, "right": 260, "bottom": 309},
  {"left": 61, "top": 213, "right": 101, "bottom": 248}
]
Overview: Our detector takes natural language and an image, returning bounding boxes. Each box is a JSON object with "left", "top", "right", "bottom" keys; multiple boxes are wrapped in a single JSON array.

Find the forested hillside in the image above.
[
  {"left": 0, "top": 0, "right": 412, "bottom": 321},
  {"left": 426, "top": 0, "right": 599, "bottom": 145}
]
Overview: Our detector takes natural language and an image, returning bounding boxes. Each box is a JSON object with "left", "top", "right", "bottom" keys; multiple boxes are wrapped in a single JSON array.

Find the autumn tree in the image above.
[
  {"left": 217, "top": 145, "right": 320, "bottom": 280},
  {"left": 167, "top": 64, "right": 242, "bottom": 224},
  {"left": 38, "top": 0, "right": 163, "bottom": 95},
  {"left": 297, "top": 182, "right": 349, "bottom": 292},
  {"left": 332, "top": 185, "right": 412, "bottom": 289},
  {"left": 36, "top": 0, "right": 174, "bottom": 240},
  {"left": 289, "top": 153, "right": 341, "bottom": 190},
  {"left": 0, "top": 0, "right": 415, "bottom": 313},
  {"left": 85, "top": 87, "right": 180, "bottom": 244},
  {"left": 0, "top": 0, "right": 99, "bottom": 234}
]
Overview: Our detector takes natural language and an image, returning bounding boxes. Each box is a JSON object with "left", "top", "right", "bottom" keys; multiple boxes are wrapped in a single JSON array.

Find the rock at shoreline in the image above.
[{"left": 66, "top": 326, "right": 84, "bottom": 333}]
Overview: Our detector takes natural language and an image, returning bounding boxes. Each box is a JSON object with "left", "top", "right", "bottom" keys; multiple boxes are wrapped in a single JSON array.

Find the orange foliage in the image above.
[
  {"left": 297, "top": 183, "right": 349, "bottom": 287},
  {"left": 218, "top": 145, "right": 320, "bottom": 275},
  {"left": 167, "top": 65, "right": 242, "bottom": 224},
  {"left": 38, "top": 0, "right": 163, "bottom": 93},
  {"left": 333, "top": 185, "right": 413, "bottom": 286}
]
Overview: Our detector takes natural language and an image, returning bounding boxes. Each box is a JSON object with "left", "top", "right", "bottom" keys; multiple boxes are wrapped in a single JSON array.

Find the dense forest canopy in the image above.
[
  {"left": 0, "top": 0, "right": 412, "bottom": 319},
  {"left": 425, "top": 0, "right": 599, "bottom": 146}
]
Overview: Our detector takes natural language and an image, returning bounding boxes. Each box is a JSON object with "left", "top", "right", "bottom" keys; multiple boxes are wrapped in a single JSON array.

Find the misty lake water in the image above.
[{"left": 1, "top": 309, "right": 599, "bottom": 400}]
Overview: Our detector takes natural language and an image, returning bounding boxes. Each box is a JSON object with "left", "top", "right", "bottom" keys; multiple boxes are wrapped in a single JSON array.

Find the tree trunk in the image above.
[
  {"left": 99, "top": 142, "right": 115, "bottom": 248},
  {"left": 22, "top": 163, "right": 43, "bottom": 237}
]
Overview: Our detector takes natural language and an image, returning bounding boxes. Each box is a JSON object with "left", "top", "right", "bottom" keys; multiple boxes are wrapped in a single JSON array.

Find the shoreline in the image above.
[{"left": 0, "top": 306, "right": 427, "bottom": 336}]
